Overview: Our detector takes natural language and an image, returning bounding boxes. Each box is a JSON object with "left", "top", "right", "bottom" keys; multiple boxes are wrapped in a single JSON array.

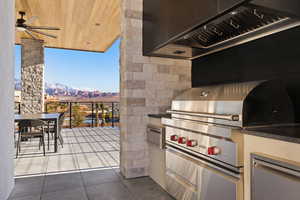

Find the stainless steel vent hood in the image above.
[{"left": 143, "top": 0, "right": 300, "bottom": 60}]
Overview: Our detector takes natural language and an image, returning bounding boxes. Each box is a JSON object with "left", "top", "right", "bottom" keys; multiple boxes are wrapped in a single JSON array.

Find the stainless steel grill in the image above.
[{"left": 162, "top": 80, "right": 294, "bottom": 200}]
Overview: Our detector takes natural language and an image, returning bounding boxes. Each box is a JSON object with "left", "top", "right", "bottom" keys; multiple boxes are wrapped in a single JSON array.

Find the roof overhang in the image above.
[{"left": 15, "top": 0, "right": 121, "bottom": 52}]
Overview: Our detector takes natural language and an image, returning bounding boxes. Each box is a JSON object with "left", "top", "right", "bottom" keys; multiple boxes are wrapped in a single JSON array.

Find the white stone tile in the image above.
[
  {"left": 15, "top": 156, "right": 48, "bottom": 176},
  {"left": 79, "top": 143, "right": 94, "bottom": 153},
  {"left": 46, "top": 154, "right": 78, "bottom": 173},
  {"left": 71, "top": 143, "right": 83, "bottom": 154},
  {"left": 98, "top": 152, "right": 118, "bottom": 167},
  {"left": 90, "top": 142, "right": 104, "bottom": 152},
  {"left": 76, "top": 153, "right": 109, "bottom": 170},
  {"left": 75, "top": 136, "right": 88, "bottom": 143},
  {"left": 15, "top": 127, "right": 120, "bottom": 176}
]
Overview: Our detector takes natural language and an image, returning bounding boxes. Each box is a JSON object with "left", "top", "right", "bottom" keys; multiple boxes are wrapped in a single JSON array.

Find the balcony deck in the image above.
[{"left": 14, "top": 127, "right": 120, "bottom": 177}]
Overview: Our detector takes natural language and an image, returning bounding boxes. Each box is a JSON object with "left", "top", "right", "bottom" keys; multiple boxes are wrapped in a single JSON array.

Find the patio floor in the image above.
[
  {"left": 14, "top": 127, "right": 120, "bottom": 177},
  {"left": 9, "top": 169, "right": 174, "bottom": 200}
]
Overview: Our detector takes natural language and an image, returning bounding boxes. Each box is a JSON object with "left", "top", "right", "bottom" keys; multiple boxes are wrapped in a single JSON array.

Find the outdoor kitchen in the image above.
[
  {"left": 144, "top": 1, "right": 300, "bottom": 200},
  {"left": 1, "top": 0, "right": 300, "bottom": 200}
]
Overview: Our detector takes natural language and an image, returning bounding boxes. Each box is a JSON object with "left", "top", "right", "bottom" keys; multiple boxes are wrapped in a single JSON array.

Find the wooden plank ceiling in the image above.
[{"left": 15, "top": 0, "right": 120, "bottom": 52}]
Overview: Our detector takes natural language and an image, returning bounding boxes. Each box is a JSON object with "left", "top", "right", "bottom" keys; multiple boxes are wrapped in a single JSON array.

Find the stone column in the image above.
[
  {"left": 120, "top": 0, "right": 191, "bottom": 178},
  {"left": 21, "top": 38, "right": 45, "bottom": 114}
]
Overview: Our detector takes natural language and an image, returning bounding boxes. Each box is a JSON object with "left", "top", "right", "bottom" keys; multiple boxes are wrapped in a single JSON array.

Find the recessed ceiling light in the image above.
[
  {"left": 230, "top": 11, "right": 238, "bottom": 15},
  {"left": 173, "top": 50, "right": 185, "bottom": 55}
]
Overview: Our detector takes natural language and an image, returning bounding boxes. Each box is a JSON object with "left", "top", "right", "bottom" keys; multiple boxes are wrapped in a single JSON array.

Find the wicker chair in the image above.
[{"left": 16, "top": 119, "right": 46, "bottom": 158}]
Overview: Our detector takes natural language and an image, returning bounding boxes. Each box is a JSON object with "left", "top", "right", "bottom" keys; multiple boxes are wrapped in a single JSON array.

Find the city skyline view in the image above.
[{"left": 15, "top": 39, "right": 120, "bottom": 93}]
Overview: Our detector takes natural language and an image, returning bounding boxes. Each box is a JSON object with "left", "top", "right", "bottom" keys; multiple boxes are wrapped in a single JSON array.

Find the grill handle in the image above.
[{"left": 166, "top": 110, "right": 240, "bottom": 121}]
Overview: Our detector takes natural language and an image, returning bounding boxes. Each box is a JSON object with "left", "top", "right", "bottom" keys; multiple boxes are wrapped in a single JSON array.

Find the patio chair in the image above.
[
  {"left": 44, "top": 112, "right": 65, "bottom": 149},
  {"left": 16, "top": 119, "right": 46, "bottom": 158}
]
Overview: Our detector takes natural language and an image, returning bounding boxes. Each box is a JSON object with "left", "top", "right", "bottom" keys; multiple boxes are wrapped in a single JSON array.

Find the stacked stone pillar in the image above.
[
  {"left": 21, "top": 38, "right": 45, "bottom": 114},
  {"left": 120, "top": 0, "right": 191, "bottom": 178}
]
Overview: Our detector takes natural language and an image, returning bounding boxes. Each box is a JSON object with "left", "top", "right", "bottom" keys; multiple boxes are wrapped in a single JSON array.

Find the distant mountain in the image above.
[{"left": 15, "top": 79, "right": 119, "bottom": 99}]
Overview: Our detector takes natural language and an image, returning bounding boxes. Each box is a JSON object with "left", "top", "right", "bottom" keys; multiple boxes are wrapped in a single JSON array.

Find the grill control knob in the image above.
[
  {"left": 170, "top": 135, "right": 179, "bottom": 141},
  {"left": 178, "top": 137, "right": 187, "bottom": 144},
  {"left": 187, "top": 140, "right": 198, "bottom": 147},
  {"left": 207, "top": 146, "right": 221, "bottom": 155}
]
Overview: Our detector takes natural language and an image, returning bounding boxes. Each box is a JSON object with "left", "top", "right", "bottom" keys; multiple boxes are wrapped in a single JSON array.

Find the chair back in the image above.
[
  {"left": 57, "top": 112, "right": 66, "bottom": 145},
  {"left": 18, "top": 119, "right": 45, "bottom": 133}
]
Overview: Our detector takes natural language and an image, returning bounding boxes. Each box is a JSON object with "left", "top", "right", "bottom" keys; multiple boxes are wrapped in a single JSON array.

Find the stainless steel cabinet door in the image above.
[
  {"left": 198, "top": 165, "right": 240, "bottom": 200},
  {"left": 252, "top": 154, "right": 300, "bottom": 200}
]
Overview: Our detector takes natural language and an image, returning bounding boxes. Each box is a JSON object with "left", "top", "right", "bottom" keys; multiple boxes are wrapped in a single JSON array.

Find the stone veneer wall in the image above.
[
  {"left": 21, "top": 38, "right": 45, "bottom": 114},
  {"left": 120, "top": 0, "right": 191, "bottom": 178}
]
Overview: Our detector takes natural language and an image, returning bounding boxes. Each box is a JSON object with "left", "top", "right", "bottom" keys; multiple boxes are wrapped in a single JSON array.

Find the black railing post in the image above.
[
  {"left": 91, "top": 102, "right": 94, "bottom": 128},
  {"left": 18, "top": 102, "right": 21, "bottom": 114},
  {"left": 112, "top": 102, "right": 114, "bottom": 127},
  {"left": 45, "top": 102, "right": 48, "bottom": 113},
  {"left": 69, "top": 102, "right": 72, "bottom": 129}
]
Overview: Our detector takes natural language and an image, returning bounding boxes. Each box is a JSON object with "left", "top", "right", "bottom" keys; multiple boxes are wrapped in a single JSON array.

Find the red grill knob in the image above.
[
  {"left": 207, "top": 146, "right": 221, "bottom": 155},
  {"left": 178, "top": 137, "right": 187, "bottom": 144},
  {"left": 170, "top": 135, "right": 179, "bottom": 141},
  {"left": 187, "top": 140, "right": 198, "bottom": 147}
]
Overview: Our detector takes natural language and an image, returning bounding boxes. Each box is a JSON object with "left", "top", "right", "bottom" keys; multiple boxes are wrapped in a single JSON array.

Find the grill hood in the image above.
[
  {"left": 146, "top": 0, "right": 300, "bottom": 59},
  {"left": 168, "top": 80, "right": 294, "bottom": 127}
]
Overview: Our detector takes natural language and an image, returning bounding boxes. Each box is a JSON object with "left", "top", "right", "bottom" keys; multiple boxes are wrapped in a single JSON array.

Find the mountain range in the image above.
[{"left": 15, "top": 79, "right": 119, "bottom": 99}]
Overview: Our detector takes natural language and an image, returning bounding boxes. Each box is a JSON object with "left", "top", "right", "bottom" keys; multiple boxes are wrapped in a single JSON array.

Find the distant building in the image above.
[
  {"left": 15, "top": 90, "right": 21, "bottom": 102},
  {"left": 45, "top": 94, "right": 59, "bottom": 102}
]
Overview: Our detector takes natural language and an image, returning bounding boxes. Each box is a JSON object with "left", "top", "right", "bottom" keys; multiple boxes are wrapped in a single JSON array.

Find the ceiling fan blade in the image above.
[
  {"left": 16, "top": 26, "right": 26, "bottom": 32},
  {"left": 24, "top": 29, "right": 37, "bottom": 40},
  {"left": 27, "top": 26, "right": 60, "bottom": 30},
  {"left": 26, "top": 16, "right": 38, "bottom": 25},
  {"left": 28, "top": 29, "right": 57, "bottom": 38}
]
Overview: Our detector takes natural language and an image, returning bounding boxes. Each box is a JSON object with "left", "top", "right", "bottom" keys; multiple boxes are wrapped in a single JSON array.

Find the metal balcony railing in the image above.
[
  {"left": 45, "top": 101, "right": 120, "bottom": 128},
  {"left": 15, "top": 101, "right": 119, "bottom": 128}
]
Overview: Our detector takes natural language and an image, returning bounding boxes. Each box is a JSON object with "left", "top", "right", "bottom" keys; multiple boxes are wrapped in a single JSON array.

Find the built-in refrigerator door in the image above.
[{"left": 251, "top": 154, "right": 300, "bottom": 200}]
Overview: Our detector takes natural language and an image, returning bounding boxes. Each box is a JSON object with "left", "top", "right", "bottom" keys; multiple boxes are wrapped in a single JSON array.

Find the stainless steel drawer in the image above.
[
  {"left": 166, "top": 149, "right": 198, "bottom": 200},
  {"left": 147, "top": 125, "right": 165, "bottom": 149},
  {"left": 166, "top": 147, "right": 243, "bottom": 200},
  {"left": 166, "top": 171, "right": 198, "bottom": 200}
]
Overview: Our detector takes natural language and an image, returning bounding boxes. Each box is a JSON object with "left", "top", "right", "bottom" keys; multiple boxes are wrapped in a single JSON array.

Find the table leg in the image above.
[{"left": 54, "top": 119, "right": 58, "bottom": 153}]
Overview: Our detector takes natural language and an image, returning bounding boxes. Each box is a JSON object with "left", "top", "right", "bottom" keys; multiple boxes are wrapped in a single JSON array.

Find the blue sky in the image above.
[{"left": 15, "top": 39, "right": 120, "bottom": 92}]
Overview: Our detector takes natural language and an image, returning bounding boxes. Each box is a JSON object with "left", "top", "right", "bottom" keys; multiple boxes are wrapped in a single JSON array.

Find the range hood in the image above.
[{"left": 143, "top": 0, "right": 300, "bottom": 60}]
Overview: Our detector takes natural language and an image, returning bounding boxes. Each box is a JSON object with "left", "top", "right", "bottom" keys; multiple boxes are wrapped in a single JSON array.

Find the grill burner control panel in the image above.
[{"left": 170, "top": 134, "right": 221, "bottom": 155}]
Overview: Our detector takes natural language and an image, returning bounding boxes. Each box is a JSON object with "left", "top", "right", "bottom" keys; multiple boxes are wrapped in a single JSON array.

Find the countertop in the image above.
[
  {"left": 148, "top": 114, "right": 171, "bottom": 119},
  {"left": 243, "top": 125, "right": 300, "bottom": 144}
]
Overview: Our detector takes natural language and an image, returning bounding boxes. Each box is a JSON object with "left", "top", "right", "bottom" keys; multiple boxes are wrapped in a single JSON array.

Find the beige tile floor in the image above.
[{"left": 14, "top": 127, "right": 120, "bottom": 177}]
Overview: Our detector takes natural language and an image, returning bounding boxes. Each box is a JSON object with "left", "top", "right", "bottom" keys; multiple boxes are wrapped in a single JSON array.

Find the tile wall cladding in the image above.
[
  {"left": 120, "top": 0, "right": 191, "bottom": 178},
  {"left": 21, "top": 38, "right": 45, "bottom": 114}
]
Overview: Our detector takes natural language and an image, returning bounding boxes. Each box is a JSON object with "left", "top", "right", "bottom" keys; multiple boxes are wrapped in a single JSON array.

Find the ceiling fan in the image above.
[{"left": 16, "top": 11, "right": 60, "bottom": 39}]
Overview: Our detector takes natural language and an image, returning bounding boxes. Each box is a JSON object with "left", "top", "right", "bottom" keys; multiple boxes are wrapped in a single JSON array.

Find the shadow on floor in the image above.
[
  {"left": 8, "top": 167, "right": 174, "bottom": 200},
  {"left": 14, "top": 127, "right": 120, "bottom": 177}
]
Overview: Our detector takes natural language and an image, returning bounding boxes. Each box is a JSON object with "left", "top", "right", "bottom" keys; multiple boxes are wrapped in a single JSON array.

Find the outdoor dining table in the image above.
[{"left": 15, "top": 113, "right": 61, "bottom": 152}]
